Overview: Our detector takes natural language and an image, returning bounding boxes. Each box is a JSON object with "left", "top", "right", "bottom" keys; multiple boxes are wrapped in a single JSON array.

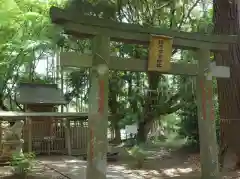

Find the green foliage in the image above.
[
  {"left": 178, "top": 78, "right": 221, "bottom": 149},
  {"left": 178, "top": 95, "right": 199, "bottom": 148},
  {"left": 66, "top": 0, "right": 117, "bottom": 20},
  {"left": 0, "top": 0, "right": 219, "bottom": 146},
  {"left": 0, "top": 0, "right": 65, "bottom": 109},
  {"left": 128, "top": 145, "right": 147, "bottom": 168},
  {"left": 10, "top": 152, "right": 36, "bottom": 175},
  {"left": 161, "top": 114, "right": 181, "bottom": 134}
]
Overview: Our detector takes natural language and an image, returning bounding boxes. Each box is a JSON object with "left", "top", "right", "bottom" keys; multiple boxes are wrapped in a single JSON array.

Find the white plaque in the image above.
[{"left": 206, "top": 62, "right": 230, "bottom": 79}]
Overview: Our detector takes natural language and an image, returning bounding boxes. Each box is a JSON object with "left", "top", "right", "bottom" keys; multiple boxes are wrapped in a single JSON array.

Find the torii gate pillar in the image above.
[{"left": 87, "top": 35, "right": 110, "bottom": 179}]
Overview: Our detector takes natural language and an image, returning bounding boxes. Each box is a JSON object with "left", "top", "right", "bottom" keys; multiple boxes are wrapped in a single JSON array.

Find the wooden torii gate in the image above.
[{"left": 49, "top": 6, "right": 238, "bottom": 179}]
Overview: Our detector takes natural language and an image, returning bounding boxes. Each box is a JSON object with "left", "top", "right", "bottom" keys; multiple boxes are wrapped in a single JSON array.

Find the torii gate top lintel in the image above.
[{"left": 50, "top": 6, "right": 238, "bottom": 51}]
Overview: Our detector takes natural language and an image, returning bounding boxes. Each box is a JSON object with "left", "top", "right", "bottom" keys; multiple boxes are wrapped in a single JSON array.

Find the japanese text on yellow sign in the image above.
[{"left": 148, "top": 35, "right": 173, "bottom": 72}]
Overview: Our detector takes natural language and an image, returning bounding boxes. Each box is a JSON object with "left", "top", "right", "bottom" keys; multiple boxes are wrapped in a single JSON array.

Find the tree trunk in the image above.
[
  {"left": 111, "top": 121, "right": 121, "bottom": 144},
  {"left": 137, "top": 122, "right": 147, "bottom": 143},
  {"left": 213, "top": 0, "right": 240, "bottom": 169},
  {"left": 109, "top": 78, "right": 121, "bottom": 144},
  {"left": 137, "top": 119, "right": 154, "bottom": 143},
  {"left": 136, "top": 72, "right": 159, "bottom": 143},
  {"left": 114, "top": 126, "right": 121, "bottom": 143}
]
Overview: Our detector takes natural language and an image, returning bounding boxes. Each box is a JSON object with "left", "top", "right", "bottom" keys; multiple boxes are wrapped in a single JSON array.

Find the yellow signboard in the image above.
[{"left": 148, "top": 35, "right": 173, "bottom": 72}]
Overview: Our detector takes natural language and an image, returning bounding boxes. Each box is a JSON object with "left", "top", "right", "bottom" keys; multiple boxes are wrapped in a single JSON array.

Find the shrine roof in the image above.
[{"left": 15, "top": 83, "right": 68, "bottom": 105}]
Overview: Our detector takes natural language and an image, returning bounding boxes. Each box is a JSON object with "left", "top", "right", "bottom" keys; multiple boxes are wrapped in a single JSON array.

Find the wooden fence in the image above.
[{"left": 22, "top": 118, "right": 88, "bottom": 155}]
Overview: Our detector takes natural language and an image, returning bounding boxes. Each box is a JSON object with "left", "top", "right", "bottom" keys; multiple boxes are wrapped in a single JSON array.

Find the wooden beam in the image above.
[
  {"left": 0, "top": 112, "right": 89, "bottom": 118},
  {"left": 59, "top": 21, "right": 229, "bottom": 51},
  {"left": 50, "top": 6, "right": 238, "bottom": 44},
  {"left": 60, "top": 52, "right": 198, "bottom": 76},
  {"left": 196, "top": 49, "right": 219, "bottom": 179}
]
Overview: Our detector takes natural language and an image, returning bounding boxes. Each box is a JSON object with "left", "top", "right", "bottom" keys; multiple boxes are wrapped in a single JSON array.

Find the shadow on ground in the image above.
[{"left": 0, "top": 145, "right": 240, "bottom": 178}]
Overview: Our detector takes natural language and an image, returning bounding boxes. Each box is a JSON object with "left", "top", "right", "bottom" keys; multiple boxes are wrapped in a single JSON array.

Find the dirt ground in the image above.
[{"left": 0, "top": 146, "right": 240, "bottom": 179}]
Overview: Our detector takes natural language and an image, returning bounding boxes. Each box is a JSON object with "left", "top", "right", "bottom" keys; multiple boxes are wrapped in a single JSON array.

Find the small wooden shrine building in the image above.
[{"left": 16, "top": 82, "right": 68, "bottom": 155}]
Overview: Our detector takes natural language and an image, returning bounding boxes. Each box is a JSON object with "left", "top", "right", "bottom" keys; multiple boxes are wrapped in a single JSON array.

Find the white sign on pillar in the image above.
[
  {"left": 205, "top": 62, "right": 230, "bottom": 80},
  {"left": 97, "top": 64, "right": 108, "bottom": 75}
]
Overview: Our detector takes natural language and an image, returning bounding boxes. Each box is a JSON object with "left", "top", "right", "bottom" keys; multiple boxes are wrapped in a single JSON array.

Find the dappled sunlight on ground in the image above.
[
  {"left": 161, "top": 167, "right": 193, "bottom": 177},
  {"left": 29, "top": 153, "right": 198, "bottom": 178},
  {"left": 1, "top": 147, "right": 240, "bottom": 178},
  {"left": 106, "top": 163, "right": 196, "bottom": 178},
  {"left": 0, "top": 166, "right": 12, "bottom": 176}
]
